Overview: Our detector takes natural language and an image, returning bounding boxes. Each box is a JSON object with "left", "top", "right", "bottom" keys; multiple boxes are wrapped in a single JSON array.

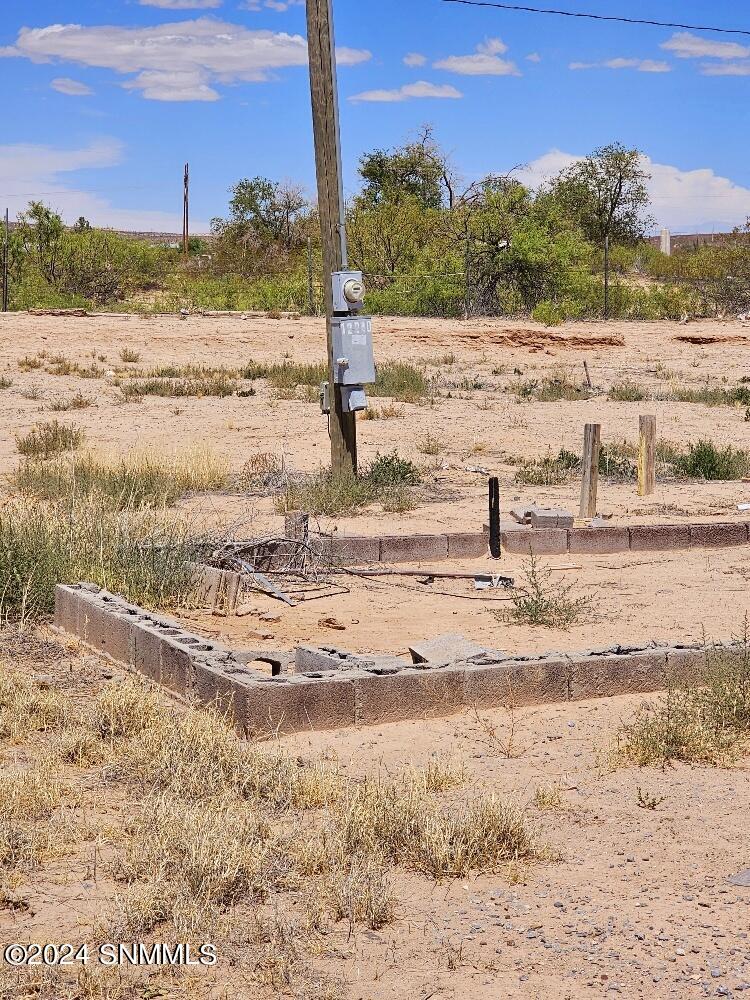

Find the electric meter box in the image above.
[
  {"left": 331, "top": 315, "right": 375, "bottom": 385},
  {"left": 332, "top": 270, "right": 365, "bottom": 313}
]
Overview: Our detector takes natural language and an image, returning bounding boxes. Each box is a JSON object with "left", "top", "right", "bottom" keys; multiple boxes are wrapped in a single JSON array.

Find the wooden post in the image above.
[
  {"left": 183, "top": 163, "right": 189, "bottom": 261},
  {"left": 579, "top": 423, "right": 601, "bottom": 518},
  {"left": 2, "top": 209, "right": 8, "bottom": 313},
  {"left": 638, "top": 414, "right": 656, "bottom": 496},
  {"left": 307, "top": 237, "right": 315, "bottom": 316},
  {"left": 306, "top": 0, "right": 357, "bottom": 476},
  {"left": 583, "top": 359, "right": 592, "bottom": 389}
]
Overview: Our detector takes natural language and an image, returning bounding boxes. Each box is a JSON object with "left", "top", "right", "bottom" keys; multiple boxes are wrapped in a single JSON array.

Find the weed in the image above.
[
  {"left": 243, "top": 360, "right": 327, "bottom": 389},
  {"left": 616, "top": 639, "right": 750, "bottom": 766},
  {"left": 0, "top": 670, "right": 68, "bottom": 742},
  {"left": 16, "top": 420, "right": 84, "bottom": 459},
  {"left": 361, "top": 403, "right": 404, "bottom": 420},
  {"left": 277, "top": 451, "right": 419, "bottom": 516},
  {"left": 0, "top": 377, "right": 11, "bottom": 390},
  {"left": 417, "top": 432, "right": 443, "bottom": 456},
  {"left": 515, "top": 375, "right": 593, "bottom": 402},
  {"left": 14, "top": 447, "right": 229, "bottom": 507},
  {"left": 120, "top": 374, "right": 237, "bottom": 398},
  {"left": 500, "top": 556, "right": 593, "bottom": 630},
  {"left": 636, "top": 787, "right": 665, "bottom": 810},
  {"left": 608, "top": 381, "right": 648, "bottom": 402},
  {"left": 17, "top": 356, "right": 42, "bottom": 371},
  {"left": 370, "top": 362, "right": 431, "bottom": 402},
  {"left": 0, "top": 494, "right": 199, "bottom": 621},
  {"left": 119, "top": 348, "right": 141, "bottom": 363},
  {"left": 533, "top": 784, "right": 564, "bottom": 810},
  {"left": 48, "top": 393, "right": 91, "bottom": 412},
  {"left": 515, "top": 447, "right": 579, "bottom": 486},
  {"left": 673, "top": 439, "right": 750, "bottom": 480}
]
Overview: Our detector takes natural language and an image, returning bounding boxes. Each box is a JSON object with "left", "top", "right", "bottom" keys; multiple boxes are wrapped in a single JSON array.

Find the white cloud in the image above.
[
  {"left": 701, "top": 61, "right": 750, "bottom": 77},
  {"left": 0, "top": 18, "right": 370, "bottom": 102},
  {"left": 517, "top": 149, "right": 750, "bottom": 232},
  {"left": 661, "top": 32, "right": 750, "bottom": 61},
  {"left": 570, "top": 57, "right": 670, "bottom": 73},
  {"left": 51, "top": 76, "right": 93, "bottom": 96},
  {"left": 0, "top": 138, "right": 208, "bottom": 231},
  {"left": 239, "top": 0, "right": 304, "bottom": 10},
  {"left": 434, "top": 37, "right": 520, "bottom": 77},
  {"left": 403, "top": 52, "right": 426, "bottom": 68},
  {"left": 349, "top": 80, "right": 462, "bottom": 103},
  {"left": 140, "top": 0, "right": 222, "bottom": 8},
  {"left": 526, "top": 52, "right": 541, "bottom": 63}
]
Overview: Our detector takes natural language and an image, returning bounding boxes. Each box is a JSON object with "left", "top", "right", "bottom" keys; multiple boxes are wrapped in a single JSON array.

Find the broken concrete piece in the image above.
[
  {"left": 510, "top": 505, "right": 574, "bottom": 528},
  {"left": 408, "top": 633, "right": 488, "bottom": 665},
  {"left": 530, "top": 508, "right": 574, "bottom": 529}
]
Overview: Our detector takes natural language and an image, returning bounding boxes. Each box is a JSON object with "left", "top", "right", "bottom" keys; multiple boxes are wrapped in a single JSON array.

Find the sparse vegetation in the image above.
[
  {"left": 370, "top": 362, "right": 431, "bottom": 402},
  {"left": 277, "top": 450, "right": 420, "bottom": 516},
  {"left": 616, "top": 640, "right": 750, "bottom": 766},
  {"left": 119, "top": 348, "right": 141, "bottom": 363},
  {"left": 16, "top": 420, "right": 84, "bottom": 459},
  {"left": 0, "top": 376, "right": 12, "bottom": 390},
  {"left": 672, "top": 439, "right": 750, "bottom": 481},
  {"left": 119, "top": 374, "right": 237, "bottom": 398},
  {"left": 499, "top": 556, "right": 593, "bottom": 630},
  {"left": 14, "top": 447, "right": 229, "bottom": 507},
  {"left": 608, "top": 380, "right": 648, "bottom": 402},
  {"left": 515, "top": 375, "right": 593, "bottom": 403}
]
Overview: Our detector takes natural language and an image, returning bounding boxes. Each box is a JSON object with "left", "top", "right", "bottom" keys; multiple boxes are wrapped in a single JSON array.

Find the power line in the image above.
[{"left": 440, "top": 0, "right": 750, "bottom": 37}]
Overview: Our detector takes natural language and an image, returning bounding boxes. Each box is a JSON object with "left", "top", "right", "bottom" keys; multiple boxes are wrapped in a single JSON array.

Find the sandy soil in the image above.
[
  {"left": 188, "top": 546, "right": 750, "bottom": 658},
  {"left": 1, "top": 312, "right": 750, "bottom": 541},
  {"left": 2, "top": 631, "right": 750, "bottom": 1000}
]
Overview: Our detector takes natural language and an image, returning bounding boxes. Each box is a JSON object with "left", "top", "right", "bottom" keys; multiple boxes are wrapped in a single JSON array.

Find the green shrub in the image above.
[
  {"left": 673, "top": 439, "right": 750, "bottom": 481},
  {"left": 515, "top": 376, "right": 592, "bottom": 402},
  {"left": 499, "top": 557, "right": 592, "bottom": 629},
  {"left": 370, "top": 362, "right": 431, "bottom": 402},
  {"left": 608, "top": 381, "right": 648, "bottom": 402},
  {"left": 531, "top": 301, "right": 565, "bottom": 327},
  {"left": 16, "top": 421, "right": 84, "bottom": 459},
  {"left": 367, "top": 450, "right": 420, "bottom": 487}
]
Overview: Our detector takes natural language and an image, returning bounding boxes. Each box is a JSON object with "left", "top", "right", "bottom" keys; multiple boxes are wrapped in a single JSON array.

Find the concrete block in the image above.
[
  {"left": 629, "top": 524, "right": 690, "bottom": 552},
  {"left": 94, "top": 606, "right": 135, "bottom": 665},
  {"left": 665, "top": 645, "right": 707, "bottom": 686},
  {"left": 160, "top": 639, "right": 198, "bottom": 696},
  {"left": 530, "top": 508, "right": 574, "bottom": 529},
  {"left": 379, "top": 534, "right": 449, "bottom": 564},
  {"left": 447, "top": 532, "right": 488, "bottom": 559},
  {"left": 568, "top": 648, "right": 667, "bottom": 701},
  {"left": 464, "top": 657, "right": 569, "bottom": 709},
  {"left": 243, "top": 674, "right": 356, "bottom": 737},
  {"left": 132, "top": 623, "right": 164, "bottom": 683},
  {"left": 568, "top": 526, "right": 630, "bottom": 554},
  {"left": 499, "top": 527, "right": 569, "bottom": 556},
  {"left": 54, "top": 585, "right": 83, "bottom": 637},
  {"left": 409, "top": 633, "right": 487, "bottom": 665},
  {"left": 690, "top": 522, "right": 748, "bottom": 549},
  {"left": 354, "top": 666, "right": 464, "bottom": 725},
  {"left": 329, "top": 535, "right": 381, "bottom": 565},
  {"left": 295, "top": 645, "right": 372, "bottom": 673},
  {"left": 193, "top": 661, "right": 248, "bottom": 730}
]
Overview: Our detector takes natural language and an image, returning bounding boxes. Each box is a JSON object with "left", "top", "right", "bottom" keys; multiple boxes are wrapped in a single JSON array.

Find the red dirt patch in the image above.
[
  {"left": 673, "top": 334, "right": 749, "bottom": 345},
  {"left": 457, "top": 328, "right": 625, "bottom": 349}
]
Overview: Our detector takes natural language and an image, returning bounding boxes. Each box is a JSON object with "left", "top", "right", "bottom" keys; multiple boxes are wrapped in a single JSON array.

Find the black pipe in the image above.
[{"left": 488, "top": 477, "right": 501, "bottom": 558}]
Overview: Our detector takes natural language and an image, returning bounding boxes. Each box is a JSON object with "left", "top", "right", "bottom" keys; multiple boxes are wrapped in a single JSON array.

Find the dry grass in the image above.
[
  {"left": 0, "top": 757, "right": 64, "bottom": 871},
  {"left": 16, "top": 420, "right": 85, "bottom": 459}
]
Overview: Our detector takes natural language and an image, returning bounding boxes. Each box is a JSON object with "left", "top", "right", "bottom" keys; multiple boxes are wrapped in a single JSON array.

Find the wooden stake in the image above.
[
  {"left": 306, "top": 0, "right": 357, "bottom": 476},
  {"left": 638, "top": 414, "right": 656, "bottom": 496},
  {"left": 182, "top": 163, "right": 189, "bottom": 261},
  {"left": 579, "top": 423, "right": 601, "bottom": 518},
  {"left": 583, "top": 359, "right": 592, "bottom": 389},
  {"left": 488, "top": 476, "right": 501, "bottom": 558}
]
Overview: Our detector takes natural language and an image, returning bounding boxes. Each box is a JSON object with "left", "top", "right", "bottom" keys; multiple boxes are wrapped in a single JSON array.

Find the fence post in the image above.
[
  {"left": 579, "top": 423, "right": 601, "bottom": 518},
  {"left": 638, "top": 415, "right": 656, "bottom": 496},
  {"left": 603, "top": 235, "right": 610, "bottom": 319}
]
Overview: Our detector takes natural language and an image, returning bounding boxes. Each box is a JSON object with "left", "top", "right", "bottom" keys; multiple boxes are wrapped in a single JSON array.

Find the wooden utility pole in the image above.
[
  {"left": 638, "top": 414, "right": 656, "bottom": 496},
  {"left": 2, "top": 209, "right": 8, "bottom": 313},
  {"left": 183, "top": 163, "right": 190, "bottom": 261},
  {"left": 306, "top": 0, "right": 357, "bottom": 475},
  {"left": 579, "top": 422, "right": 601, "bottom": 518}
]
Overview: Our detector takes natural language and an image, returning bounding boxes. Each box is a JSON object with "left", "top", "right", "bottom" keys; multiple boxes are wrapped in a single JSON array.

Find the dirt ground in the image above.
[
  {"left": 2, "top": 630, "right": 750, "bottom": 1000},
  {"left": 1, "top": 312, "right": 750, "bottom": 541}
]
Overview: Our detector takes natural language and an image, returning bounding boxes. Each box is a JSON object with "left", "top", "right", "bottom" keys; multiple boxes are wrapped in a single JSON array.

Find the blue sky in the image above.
[{"left": 1, "top": 0, "right": 749, "bottom": 233}]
